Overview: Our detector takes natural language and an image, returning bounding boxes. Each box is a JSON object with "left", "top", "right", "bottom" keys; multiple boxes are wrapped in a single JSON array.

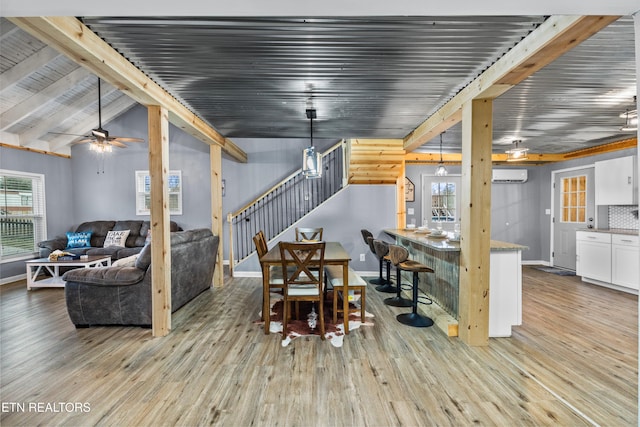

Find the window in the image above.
[
  {"left": 0, "top": 170, "right": 46, "bottom": 262},
  {"left": 431, "top": 181, "right": 457, "bottom": 222},
  {"left": 561, "top": 175, "right": 586, "bottom": 223},
  {"left": 135, "top": 170, "right": 182, "bottom": 215},
  {"left": 421, "top": 175, "right": 461, "bottom": 229}
]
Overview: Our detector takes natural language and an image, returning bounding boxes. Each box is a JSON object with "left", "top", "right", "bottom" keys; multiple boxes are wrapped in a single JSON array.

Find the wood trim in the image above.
[
  {"left": 404, "top": 137, "right": 638, "bottom": 165},
  {"left": 396, "top": 160, "right": 406, "bottom": 228},
  {"left": 0, "top": 142, "right": 71, "bottom": 158},
  {"left": 403, "top": 15, "right": 620, "bottom": 152},
  {"left": 9, "top": 16, "right": 247, "bottom": 163},
  {"left": 148, "top": 105, "right": 172, "bottom": 337}
]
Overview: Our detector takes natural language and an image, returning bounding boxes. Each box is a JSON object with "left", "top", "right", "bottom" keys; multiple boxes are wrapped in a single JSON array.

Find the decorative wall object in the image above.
[{"left": 405, "top": 177, "right": 415, "bottom": 202}]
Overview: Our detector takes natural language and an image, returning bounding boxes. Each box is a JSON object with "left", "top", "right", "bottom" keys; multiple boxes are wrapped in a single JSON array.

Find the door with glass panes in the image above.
[{"left": 553, "top": 167, "right": 595, "bottom": 270}]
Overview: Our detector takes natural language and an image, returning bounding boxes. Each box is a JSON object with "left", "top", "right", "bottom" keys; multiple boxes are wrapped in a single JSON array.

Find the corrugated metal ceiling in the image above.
[
  {"left": 0, "top": 16, "right": 636, "bottom": 156},
  {"left": 81, "top": 16, "right": 548, "bottom": 139}
]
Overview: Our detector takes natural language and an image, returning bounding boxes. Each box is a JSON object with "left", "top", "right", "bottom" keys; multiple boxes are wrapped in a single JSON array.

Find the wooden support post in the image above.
[
  {"left": 396, "top": 159, "right": 406, "bottom": 229},
  {"left": 210, "top": 145, "right": 224, "bottom": 287},
  {"left": 458, "top": 98, "right": 492, "bottom": 346},
  {"left": 148, "top": 105, "right": 171, "bottom": 337}
]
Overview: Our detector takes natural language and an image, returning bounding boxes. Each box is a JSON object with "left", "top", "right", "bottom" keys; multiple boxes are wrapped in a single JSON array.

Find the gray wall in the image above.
[
  {"left": 70, "top": 105, "right": 214, "bottom": 231},
  {"left": 221, "top": 136, "right": 337, "bottom": 258},
  {"left": 233, "top": 184, "right": 397, "bottom": 273},
  {"left": 0, "top": 146, "right": 73, "bottom": 279},
  {"left": 406, "top": 145, "right": 638, "bottom": 263},
  {"left": 2, "top": 101, "right": 637, "bottom": 281}
]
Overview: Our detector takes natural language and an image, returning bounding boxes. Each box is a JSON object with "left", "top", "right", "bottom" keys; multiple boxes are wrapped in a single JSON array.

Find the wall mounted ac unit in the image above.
[{"left": 492, "top": 169, "right": 528, "bottom": 183}]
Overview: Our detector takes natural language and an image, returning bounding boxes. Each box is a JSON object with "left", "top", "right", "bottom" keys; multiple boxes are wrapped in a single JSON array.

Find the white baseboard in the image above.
[
  {"left": 231, "top": 271, "right": 262, "bottom": 278},
  {"left": 522, "top": 260, "right": 550, "bottom": 266},
  {"left": 1, "top": 273, "right": 26, "bottom": 286}
]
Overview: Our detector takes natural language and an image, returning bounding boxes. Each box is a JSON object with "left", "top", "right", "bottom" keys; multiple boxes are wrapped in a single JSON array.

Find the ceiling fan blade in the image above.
[
  {"left": 71, "top": 139, "right": 94, "bottom": 145},
  {"left": 110, "top": 137, "right": 145, "bottom": 143},
  {"left": 108, "top": 140, "right": 128, "bottom": 148}
]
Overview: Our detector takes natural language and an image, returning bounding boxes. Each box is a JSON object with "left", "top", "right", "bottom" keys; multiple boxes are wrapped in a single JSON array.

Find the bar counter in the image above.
[{"left": 384, "top": 229, "right": 527, "bottom": 337}]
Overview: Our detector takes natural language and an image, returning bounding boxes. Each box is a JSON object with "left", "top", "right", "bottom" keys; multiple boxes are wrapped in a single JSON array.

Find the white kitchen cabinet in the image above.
[
  {"left": 595, "top": 155, "right": 637, "bottom": 205},
  {"left": 576, "top": 231, "right": 612, "bottom": 283},
  {"left": 612, "top": 234, "right": 639, "bottom": 289}
]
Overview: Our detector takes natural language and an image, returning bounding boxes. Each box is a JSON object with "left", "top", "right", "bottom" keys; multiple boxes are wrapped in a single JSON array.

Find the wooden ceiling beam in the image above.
[
  {"left": 405, "top": 137, "right": 638, "bottom": 165},
  {"left": 403, "top": 15, "right": 620, "bottom": 152},
  {"left": 9, "top": 16, "right": 247, "bottom": 163}
]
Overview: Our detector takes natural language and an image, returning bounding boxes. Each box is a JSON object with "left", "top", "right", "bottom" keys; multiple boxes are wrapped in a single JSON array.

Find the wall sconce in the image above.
[
  {"left": 302, "top": 108, "right": 322, "bottom": 179},
  {"left": 506, "top": 140, "right": 529, "bottom": 162}
]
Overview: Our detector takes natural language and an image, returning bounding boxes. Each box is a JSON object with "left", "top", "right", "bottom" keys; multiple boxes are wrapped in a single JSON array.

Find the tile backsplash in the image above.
[{"left": 608, "top": 205, "right": 639, "bottom": 230}]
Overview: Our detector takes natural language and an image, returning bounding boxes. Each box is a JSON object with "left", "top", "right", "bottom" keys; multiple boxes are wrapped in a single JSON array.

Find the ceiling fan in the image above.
[{"left": 71, "top": 77, "right": 144, "bottom": 152}]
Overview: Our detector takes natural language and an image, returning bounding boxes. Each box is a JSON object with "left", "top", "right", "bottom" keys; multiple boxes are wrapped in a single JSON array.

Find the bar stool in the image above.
[
  {"left": 383, "top": 245, "right": 413, "bottom": 308},
  {"left": 361, "top": 229, "right": 385, "bottom": 286},
  {"left": 372, "top": 239, "right": 397, "bottom": 293},
  {"left": 387, "top": 244, "right": 434, "bottom": 328}
]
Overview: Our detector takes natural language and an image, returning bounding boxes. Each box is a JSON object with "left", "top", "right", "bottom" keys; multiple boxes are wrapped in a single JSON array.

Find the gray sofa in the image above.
[
  {"left": 37, "top": 220, "right": 181, "bottom": 260},
  {"left": 61, "top": 228, "right": 218, "bottom": 327}
]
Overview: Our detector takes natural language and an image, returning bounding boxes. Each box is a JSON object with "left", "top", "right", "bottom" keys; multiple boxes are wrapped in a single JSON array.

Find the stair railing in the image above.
[{"left": 227, "top": 140, "right": 346, "bottom": 275}]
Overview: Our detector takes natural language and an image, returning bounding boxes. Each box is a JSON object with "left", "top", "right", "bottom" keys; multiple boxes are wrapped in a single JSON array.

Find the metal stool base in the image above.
[
  {"left": 375, "top": 283, "right": 398, "bottom": 293},
  {"left": 368, "top": 277, "right": 389, "bottom": 286},
  {"left": 384, "top": 296, "right": 413, "bottom": 307},
  {"left": 397, "top": 312, "right": 434, "bottom": 328}
]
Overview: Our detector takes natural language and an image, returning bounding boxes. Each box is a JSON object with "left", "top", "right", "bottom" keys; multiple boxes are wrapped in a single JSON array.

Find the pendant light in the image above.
[
  {"left": 620, "top": 95, "right": 638, "bottom": 132},
  {"left": 435, "top": 132, "right": 448, "bottom": 176},
  {"left": 506, "top": 139, "right": 529, "bottom": 162},
  {"left": 302, "top": 108, "right": 322, "bottom": 179},
  {"left": 620, "top": 109, "right": 638, "bottom": 132}
]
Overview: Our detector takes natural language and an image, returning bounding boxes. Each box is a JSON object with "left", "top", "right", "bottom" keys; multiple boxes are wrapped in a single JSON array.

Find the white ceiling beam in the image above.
[
  {"left": 9, "top": 16, "right": 247, "bottom": 163},
  {"left": 0, "top": 66, "right": 90, "bottom": 130},
  {"left": 19, "top": 86, "right": 105, "bottom": 146},
  {"left": 403, "top": 15, "right": 620, "bottom": 152},
  {"left": 0, "top": 23, "right": 20, "bottom": 40},
  {"left": 0, "top": 47, "right": 61, "bottom": 93}
]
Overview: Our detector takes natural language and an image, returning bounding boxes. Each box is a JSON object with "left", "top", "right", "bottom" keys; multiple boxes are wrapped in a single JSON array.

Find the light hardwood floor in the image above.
[{"left": 0, "top": 266, "right": 636, "bottom": 426}]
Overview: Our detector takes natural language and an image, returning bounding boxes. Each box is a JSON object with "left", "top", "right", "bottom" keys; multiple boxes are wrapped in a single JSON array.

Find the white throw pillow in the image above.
[
  {"left": 103, "top": 230, "right": 130, "bottom": 247},
  {"left": 112, "top": 253, "right": 139, "bottom": 267}
]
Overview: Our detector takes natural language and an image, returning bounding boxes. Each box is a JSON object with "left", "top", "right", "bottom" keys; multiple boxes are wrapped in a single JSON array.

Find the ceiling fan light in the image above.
[{"left": 89, "top": 142, "right": 112, "bottom": 153}]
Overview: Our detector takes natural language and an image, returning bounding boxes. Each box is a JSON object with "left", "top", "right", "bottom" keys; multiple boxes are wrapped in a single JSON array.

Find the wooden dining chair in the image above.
[
  {"left": 278, "top": 241, "right": 326, "bottom": 340},
  {"left": 254, "top": 231, "right": 285, "bottom": 321},
  {"left": 295, "top": 227, "right": 323, "bottom": 242}
]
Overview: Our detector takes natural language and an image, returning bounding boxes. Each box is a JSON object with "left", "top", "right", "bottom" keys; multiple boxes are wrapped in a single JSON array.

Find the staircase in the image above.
[{"left": 227, "top": 140, "right": 346, "bottom": 274}]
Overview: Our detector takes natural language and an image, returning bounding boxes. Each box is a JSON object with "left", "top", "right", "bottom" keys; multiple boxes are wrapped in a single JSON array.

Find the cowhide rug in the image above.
[{"left": 256, "top": 290, "right": 374, "bottom": 347}]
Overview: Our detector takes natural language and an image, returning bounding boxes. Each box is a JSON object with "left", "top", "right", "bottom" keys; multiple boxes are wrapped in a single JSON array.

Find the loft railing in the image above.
[{"left": 227, "top": 140, "right": 346, "bottom": 275}]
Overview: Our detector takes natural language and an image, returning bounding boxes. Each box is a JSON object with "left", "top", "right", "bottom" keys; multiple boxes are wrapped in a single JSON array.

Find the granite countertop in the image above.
[
  {"left": 579, "top": 228, "right": 639, "bottom": 236},
  {"left": 384, "top": 229, "right": 528, "bottom": 252}
]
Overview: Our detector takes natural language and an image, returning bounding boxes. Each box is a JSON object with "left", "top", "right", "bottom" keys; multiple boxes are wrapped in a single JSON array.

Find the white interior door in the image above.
[{"left": 552, "top": 167, "right": 595, "bottom": 270}]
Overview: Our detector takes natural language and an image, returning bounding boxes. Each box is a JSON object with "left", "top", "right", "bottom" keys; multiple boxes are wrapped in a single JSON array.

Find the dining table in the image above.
[{"left": 259, "top": 241, "right": 352, "bottom": 335}]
